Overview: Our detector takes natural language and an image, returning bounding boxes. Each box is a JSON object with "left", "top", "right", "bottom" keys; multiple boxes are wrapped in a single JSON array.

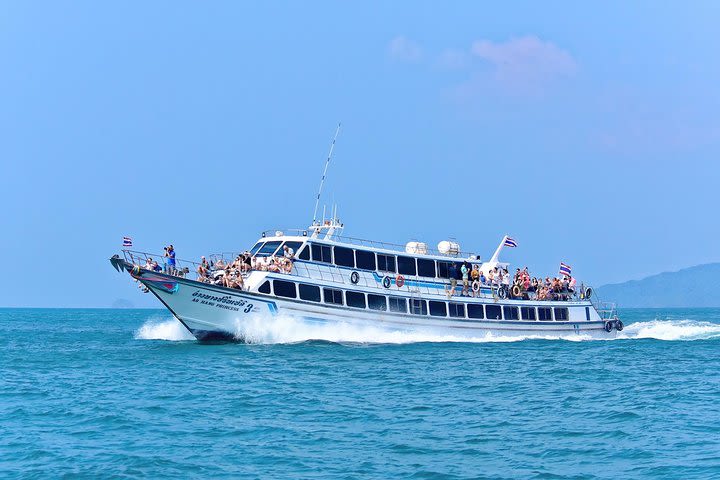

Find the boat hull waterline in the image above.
[{"left": 136, "top": 270, "right": 616, "bottom": 342}]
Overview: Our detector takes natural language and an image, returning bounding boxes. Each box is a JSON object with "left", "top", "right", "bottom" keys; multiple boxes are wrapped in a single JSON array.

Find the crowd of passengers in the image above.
[
  {"left": 450, "top": 262, "right": 578, "bottom": 301},
  {"left": 143, "top": 244, "right": 577, "bottom": 300},
  {"left": 193, "top": 245, "right": 296, "bottom": 290}
]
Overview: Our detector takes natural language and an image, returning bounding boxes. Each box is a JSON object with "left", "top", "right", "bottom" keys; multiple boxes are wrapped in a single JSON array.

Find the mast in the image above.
[
  {"left": 489, "top": 235, "right": 508, "bottom": 264},
  {"left": 312, "top": 123, "right": 342, "bottom": 225}
]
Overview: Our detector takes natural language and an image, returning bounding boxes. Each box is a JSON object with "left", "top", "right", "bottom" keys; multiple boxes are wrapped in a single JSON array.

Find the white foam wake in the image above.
[
  {"left": 230, "top": 314, "right": 592, "bottom": 344},
  {"left": 133, "top": 316, "right": 720, "bottom": 344},
  {"left": 617, "top": 319, "right": 720, "bottom": 341},
  {"left": 134, "top": 318, "right": 195, "bottom": 341}
]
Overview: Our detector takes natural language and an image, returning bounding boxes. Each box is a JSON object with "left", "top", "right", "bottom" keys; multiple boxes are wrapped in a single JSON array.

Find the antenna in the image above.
[{"left": 312, "top": 123, "right": 341, "bottom": 224}]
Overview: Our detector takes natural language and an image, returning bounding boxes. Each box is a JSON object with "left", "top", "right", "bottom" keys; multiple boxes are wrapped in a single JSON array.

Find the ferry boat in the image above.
[{"left": 110, "top": 218, "right": 622, "bottom": 341}]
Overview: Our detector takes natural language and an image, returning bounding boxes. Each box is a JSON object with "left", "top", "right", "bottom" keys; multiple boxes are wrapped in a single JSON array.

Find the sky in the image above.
[{"left": 1, "top": 1, "right": 719, "bottom": 307}]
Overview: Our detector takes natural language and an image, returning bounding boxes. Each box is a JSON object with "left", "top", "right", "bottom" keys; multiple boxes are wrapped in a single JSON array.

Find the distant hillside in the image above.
[{"left": 596, "top": 263, "right": 720, "bottom": 308}]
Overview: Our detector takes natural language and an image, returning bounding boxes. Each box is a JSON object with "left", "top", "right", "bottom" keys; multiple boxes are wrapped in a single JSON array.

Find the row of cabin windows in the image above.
[
  {"left": 265, "top": 280, "right": 570, "bottom": 320},
  {"left": 302, "top": 243, "right": 467, "bottom": 279}
]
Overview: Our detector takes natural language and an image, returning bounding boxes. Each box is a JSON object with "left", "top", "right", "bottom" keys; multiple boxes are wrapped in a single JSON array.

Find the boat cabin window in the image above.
[
  {"left": 323, "top": 288, "right": 343, "bottom": 305},
  {"left": 311, "top": 244, "right": 332, "bottom": 263},
  {"left": 486, "top": 305, "right": 502, "bottom": 320},
  {"left": 298, "top": 284, "right": 321, "bottom": 302},
  {"left": 410, "top": 299, "right": 427, "bottom": 315},
  {"left": 355, "top": 250, "right": 376, "bottom": 270},
  {"left": 503, "top": 306, "right": 519, "bottom": 321},
  {"left": 554, "top": 307, "right": 569, "bottom": 321},
  {"left": 388, "top": 296, "right": 407, "bottom": 313},
  {"left": 256, "top": 241, "right": 282, "bottom": 257},
  {"left": 467, "top": 304, "right": 484, "bottom": 319},
  {"left": 397, "top": 256, "right": 417, "bottom": 276},
  {"left": 376, "top": 254, "right": 396, "bottom": 273},
  {"left": 273, "top": 280, "right": 296, "bottom": 299},
  {"left": 249, "top": 242, "right": 264, "bottom": 256},
  {"left": 346, "top": 291, "right": 366, "bottom": 309},
  {"left": 429, "top": 301, "right": 447, "bottom": 317},
  {"left": 521, "top": 306, "right": 536, "bottom": 321},
  {"left": 437, "top": 261, "right": 463, "bottom": 279},
  {"left": 333, "top": 246, "right": 355, "bottom": 268},
  {"left": 537, "top": 307, "right": 552, "bottom": 321},
  {"left": 281, "top": 241, "right": 303, "bottom": 256},
  {"left": 448, "top": 302, "right": 465, "bottom": 318},
  {"left": 585, "top": 307, "right": 591, "bottom": 321},
  {"left": 417, "top": 258, "right": 436, "bottom": 278},
  {"left": 367, "top": 294, "right": 387, "bottom": 311},
  {"left": 258, "top": 280, "right": 271, "bottom": 294},
  {"left": 298, "top": 245, "right": 310, "bottom": 261}
]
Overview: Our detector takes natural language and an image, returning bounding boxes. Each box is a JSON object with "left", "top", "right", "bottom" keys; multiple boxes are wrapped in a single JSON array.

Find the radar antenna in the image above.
[{"left": 312, "top": 123, "right": 341, "bottom": 225}]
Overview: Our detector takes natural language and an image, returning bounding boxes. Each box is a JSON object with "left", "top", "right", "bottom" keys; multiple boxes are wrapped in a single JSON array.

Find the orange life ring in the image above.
[{"left": 396, "top": 275, "right": 405, "bottom": 288}]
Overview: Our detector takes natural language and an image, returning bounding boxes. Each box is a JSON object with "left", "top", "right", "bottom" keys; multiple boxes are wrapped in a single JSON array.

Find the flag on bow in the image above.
[{"left": 123, "top": 236, "right": 133, "bottom": 247}]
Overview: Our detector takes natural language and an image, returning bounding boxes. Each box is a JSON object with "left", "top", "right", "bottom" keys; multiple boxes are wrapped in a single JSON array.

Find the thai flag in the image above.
[
  {"left": 559, "top": 262, "right": 572, "bottom": 276},
  {"left": 123, "top": 236, "right": 133, "bottom": 247},
  {"left": 503, "top": 237, "right": 518, "bottom": 248}
]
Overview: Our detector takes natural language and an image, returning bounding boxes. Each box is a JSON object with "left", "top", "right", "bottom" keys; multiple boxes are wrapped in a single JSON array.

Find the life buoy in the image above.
[
  {"left": 472, "top": 280, "right": 480, "bottom": 293},
  {"left": 604, "top": 321, "right": 614, "bottom": 332},
  {"left": 614, "top": 320, "right": 624, "bottom": 331},
  {"left": 132, "top": 265, "right": 141, "bottom": 276},
  {"left": 396, "top": 275, "right": 405, "bottom": 288},
  {"left": 497, "top": 285, "right": 508, "bottom": 299},
  {"left": 382, "top": 276, "right": 391, "bottom": 289},
  {"left": 350, "top": 271, "right": 360, "bottom": 284},
  {"left": 511, "top": 285, "right": 521, "bottom": 297},
  {"left": 584, "top": 287, "right": 593, "bottom": 299}
]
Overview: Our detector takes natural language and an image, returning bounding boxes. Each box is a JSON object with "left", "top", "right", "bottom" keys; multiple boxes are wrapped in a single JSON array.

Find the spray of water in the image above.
[
  {"left": 134, "top": 318, "right": 195, "bottom": 341},
  {"left": 133, "top": 314, "right": 720, "bottom": 344}
]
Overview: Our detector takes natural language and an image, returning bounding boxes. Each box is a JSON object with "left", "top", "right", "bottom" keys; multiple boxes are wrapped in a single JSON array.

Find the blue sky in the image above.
[{"left": 2, "top": 1, "right": 719, "bottom": 307}]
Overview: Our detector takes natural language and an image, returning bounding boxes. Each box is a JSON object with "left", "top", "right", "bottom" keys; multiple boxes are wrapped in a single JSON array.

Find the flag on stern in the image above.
[
  {"left": 559, "top": 262, "right": 572, "bottom": 276},
  {"left": 123, "top": 236, "right": 133, "bottom": 247},
  {"left": 503, "top": 237, "right": 518, "bottom": 248}
]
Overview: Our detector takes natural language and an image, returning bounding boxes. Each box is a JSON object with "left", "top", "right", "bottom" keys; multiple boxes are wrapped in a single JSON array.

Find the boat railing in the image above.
[
  {"left": 121, "top": 249, "right": 203, "bottom": 277},
  {"left": 260, "top": 228, "right": 480, "bottom": 259}
]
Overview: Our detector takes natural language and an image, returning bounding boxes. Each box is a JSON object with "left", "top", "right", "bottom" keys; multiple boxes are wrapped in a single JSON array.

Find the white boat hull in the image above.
[{"left": 140, "top": 273, "right": 616, "bottom": 342}]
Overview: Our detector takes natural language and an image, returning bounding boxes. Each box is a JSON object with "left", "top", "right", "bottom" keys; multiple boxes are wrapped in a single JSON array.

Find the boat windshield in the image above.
[{"left": 255, "top": 241, "right": 282, "bottom": 257}]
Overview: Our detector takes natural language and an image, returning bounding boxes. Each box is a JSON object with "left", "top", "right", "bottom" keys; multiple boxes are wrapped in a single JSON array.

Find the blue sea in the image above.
[{"left": 2, "top": 308, "right": 720, "bottom": 479}]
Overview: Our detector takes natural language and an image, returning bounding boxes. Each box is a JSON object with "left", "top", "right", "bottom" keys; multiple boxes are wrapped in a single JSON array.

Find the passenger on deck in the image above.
[
  {"left": 197, "top": 256, "right": 209, "bottom": 282},
  {"left": 447, "top": 263, "right": 459, "bottom": 298},
  {"left": 241, "top": 253, "right": 252, "bottom": 272},
  {"left": 144, "top": 258, "right": 154, "bottom": 270},
  {"left": 461, "top": 261, "right": 469, "bottom": 296},
  {"left": 164, "top": 245, "right": 176, "bottom": 275},
  {"left": 283, "top": 245, "right": 295, "bottom": 260},
  {"left": 568, "top": 275, "right": 577, "bottom": 294},
  {"left": 479, "top": 271, "right": 487, "bottom": 286}
]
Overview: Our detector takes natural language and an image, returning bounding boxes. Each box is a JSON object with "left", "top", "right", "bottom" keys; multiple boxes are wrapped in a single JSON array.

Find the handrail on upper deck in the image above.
[{"left": 259, "top": 228, "right": 480, "bottom": 259}]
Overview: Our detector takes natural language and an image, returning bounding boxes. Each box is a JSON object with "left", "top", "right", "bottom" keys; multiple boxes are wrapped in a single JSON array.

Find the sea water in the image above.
[{"left": 1, "top": 308, "right": 720, "bottom": 479}]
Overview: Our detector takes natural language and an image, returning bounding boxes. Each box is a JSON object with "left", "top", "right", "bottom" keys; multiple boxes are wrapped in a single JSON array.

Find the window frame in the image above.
[
  {"left": 376, "top": 254, "right": 397, "bottom": 273},
  {"left": 416, "top": 258, "right": 436, "bottom": 278},
  {"left": 355, "top": 250, "right": 376, "bottom": 271},
  {"left": 410, "top": 299, "right": 427, "bottom": 315},
  {"left": 521, "top": 306, "right": 536, "bottom": 321},
  {"left": 537, "top": 307, "right": 552, "bottom": 321},
  {"left": 486, "top": 304, "right": 502, "bottom": 320},
  {"left": 388, "top": 296, "right": 408, "bottom": 313},
  {"left": 298, "top": 283, "right": 321, "bottom": 302},
  {"left": 397, "top": 256, "right": 417, "bottom": 276},
  {"left": 467, "top": 304, "right": 484, "bottom": 319},
  {"left": 503, "top": 306, "right": 519, "bottom": 321},
  {"left": 554, "top": 307, "right": 569, "bottom": 321},
  {"left": 345, "top": 291, "right": 367, "bottom": 309},
  {"left": 323, "top": 288, "right": 343, "bottom": 305},
  {"left": 367, "top": 294, "right": 387, "bottom": 311},
  {"left": 311, "top": 243, "right": 333, "bottom": 263},
  {"left": 448, "top": 302, "right": 465, "bottom": 318},
  {"left": 429, "top": 300, "right": 447, "bottom": 317},
  {"left": 333, "top": 246, "right": 355, "bottom": 268},
  {"left": 272, "top": 279, "right": 297, "bottom": 299}
]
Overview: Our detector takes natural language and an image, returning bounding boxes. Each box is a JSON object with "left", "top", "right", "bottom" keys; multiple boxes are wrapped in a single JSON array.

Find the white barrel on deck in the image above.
[
  {"left": 405, "top": 241, "right": 428, "bottom": 254},
  {"left": 437, "top": 240, "right": 460, "bottom": 255}
]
